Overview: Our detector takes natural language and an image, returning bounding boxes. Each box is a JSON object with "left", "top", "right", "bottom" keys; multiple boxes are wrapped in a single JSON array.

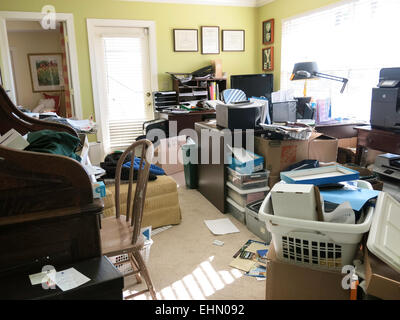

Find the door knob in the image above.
[
  {"left": 147, "top": 102, "right": 152, "bottom": 107},
  {"left": 146, "top": 92, "right": 151, "bottom": 97}
]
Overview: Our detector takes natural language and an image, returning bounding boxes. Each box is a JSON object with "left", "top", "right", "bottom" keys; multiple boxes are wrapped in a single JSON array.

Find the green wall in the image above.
[
  {"left": 0, "top": 0, "right": 258, "bottom": 119},
  {"left": 257, "top": 0, "right": 341, "bottom": 91},
  {"left": 0, "top": 0, "right": 345, "bottom": 119}
]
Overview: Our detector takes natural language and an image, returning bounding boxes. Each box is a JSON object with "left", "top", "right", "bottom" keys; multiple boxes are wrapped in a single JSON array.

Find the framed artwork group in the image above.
[
  {"left": 173, "top": 27, "right": 245, "bottom": 54},
  {"left": 262, "top": 18, "right": 274, "bottom": 72}
]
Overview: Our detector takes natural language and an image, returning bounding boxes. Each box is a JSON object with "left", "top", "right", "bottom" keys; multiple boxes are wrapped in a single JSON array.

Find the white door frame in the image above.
[
  {"left": 0, "top": 11, "right": 83, "bottom": 119},
  {"left": 86, "top": 18, "right": 158, "bottom": 155}
]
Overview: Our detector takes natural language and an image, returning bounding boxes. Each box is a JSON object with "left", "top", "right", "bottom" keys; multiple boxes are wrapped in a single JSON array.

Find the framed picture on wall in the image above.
[
  {"left": 222, "top": 30, "right": 245, "bottom": 52},
  {"left": 201, "top": 26, "right": 220, "bottom": 54},
  {"left": 173, "top": 29, "right": 198, "bottom": 52},
  {"left": 28, "top": 53, "right": 64, "bottom": 92},
  {"left": 262, "top": 47, "right": 274, "bottom": 71},
  {"left": 263, "top": 18, "right": 274, "bottom": 45}
]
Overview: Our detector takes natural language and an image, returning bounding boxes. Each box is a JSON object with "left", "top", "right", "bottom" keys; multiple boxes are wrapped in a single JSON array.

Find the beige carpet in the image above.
[{"left": 124, "top": 171, "right": 266, "bottom": 300}]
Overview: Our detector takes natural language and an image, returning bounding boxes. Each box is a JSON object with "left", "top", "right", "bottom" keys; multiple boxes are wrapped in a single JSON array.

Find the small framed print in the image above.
[
  {"left": 263, "top": 18, "right": 274, "bottom": 45},
  {"left": 262, "top": 47, "right": 274, "bottom": 71},
  {"left": 222, "top": 30, "right": 245, "bottom": 52},
  {"left": 28, "top": 53, "right": 64, "bottom": 92},
  {"left": 173, "top": 29, "right": 198, "bottom": 52},
  {"left": 201, "top": 26, "right": 220, "bottom": 54}
]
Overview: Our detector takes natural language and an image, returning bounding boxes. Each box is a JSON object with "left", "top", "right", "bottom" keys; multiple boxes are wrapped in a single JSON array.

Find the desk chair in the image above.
[
  {"left": 222, "top": 89, "right": 247, "bottom": 104},
  {"left": 100, "top": 139, "right": 157, "bottom": 300}
]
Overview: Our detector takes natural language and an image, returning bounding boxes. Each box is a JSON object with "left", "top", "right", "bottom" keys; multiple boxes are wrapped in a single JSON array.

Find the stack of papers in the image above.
[
  {"left": 260, "top": 123, "right": 313, "bottom": 140},
  {"left": 229, "top": 240, "right": 269, "bottom": 278}
]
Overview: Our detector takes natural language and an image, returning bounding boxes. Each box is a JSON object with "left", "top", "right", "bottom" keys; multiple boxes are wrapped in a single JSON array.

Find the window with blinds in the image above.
[
  {"left": 280, "top": 0, "right": 400, "bottom": 120},
  {"left": 102, "top": 34, "right": 152, "bottom": 151}
]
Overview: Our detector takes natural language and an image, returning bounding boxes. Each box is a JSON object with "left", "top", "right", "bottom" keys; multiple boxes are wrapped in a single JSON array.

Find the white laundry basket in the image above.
[{"left": 259, "top": 180, "right": 375, "bottom": 270}]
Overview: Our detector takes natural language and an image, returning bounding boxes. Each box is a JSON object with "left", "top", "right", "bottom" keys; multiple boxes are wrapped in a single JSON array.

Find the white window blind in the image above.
[
  {"left": 281, "top": 0, "right": 400, "bottom": 120},
  {"left": 102, "top": 34, "right": 152, "bottom": 151}
]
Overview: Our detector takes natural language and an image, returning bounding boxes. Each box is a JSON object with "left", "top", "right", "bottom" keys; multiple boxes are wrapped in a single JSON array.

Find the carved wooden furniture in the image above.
[{"left": 0, "top": 85, "right": 102, "bottom": 275}]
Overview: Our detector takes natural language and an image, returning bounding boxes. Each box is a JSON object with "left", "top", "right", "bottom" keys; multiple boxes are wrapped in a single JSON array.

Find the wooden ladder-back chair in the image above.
[{"left": 100, "top": 139, "right": 157, "bottom": 300}]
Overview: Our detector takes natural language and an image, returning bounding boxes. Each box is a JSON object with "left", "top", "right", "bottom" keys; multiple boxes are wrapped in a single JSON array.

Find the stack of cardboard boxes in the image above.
[{"left": 255, "top": 132, "right": 339, "bottom": 188}]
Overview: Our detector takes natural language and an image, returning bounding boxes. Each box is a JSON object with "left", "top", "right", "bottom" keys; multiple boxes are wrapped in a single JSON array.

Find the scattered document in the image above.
[
  {"left": 48, "top": 268, "right": 90, "bottom": 292},
  {"left": 229, "top": 257, "right": 256, "bottom": 272},
  {"left": 0, "top": 128, "right": 29, "bottom": 150},
  {"left": 29, "top": 270, "right": 55, "bottom": 286},
  {"left": 230, "top": 240, "right": 269, "bottom": 273},
  {"left": 204, "top": 218, "right": 240, "bottom": 235},
  {"left": 245, "top": 264, "right": 267, "bottom": 278}
]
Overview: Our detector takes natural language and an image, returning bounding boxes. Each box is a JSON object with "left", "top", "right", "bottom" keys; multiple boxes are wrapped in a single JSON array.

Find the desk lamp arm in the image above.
[{"left": 314, "top": 72, "right": 349, "bottom": 93}]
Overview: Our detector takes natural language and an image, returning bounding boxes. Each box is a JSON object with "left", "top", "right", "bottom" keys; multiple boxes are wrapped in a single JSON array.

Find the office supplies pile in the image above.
[{"left": 257, "top": 164, "right": 400, "bottom": 299}]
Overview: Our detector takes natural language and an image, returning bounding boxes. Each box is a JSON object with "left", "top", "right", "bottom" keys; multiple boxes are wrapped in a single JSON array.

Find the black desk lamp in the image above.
[{"left": 290, "top": 62, "right": 348, "bottom": 94}]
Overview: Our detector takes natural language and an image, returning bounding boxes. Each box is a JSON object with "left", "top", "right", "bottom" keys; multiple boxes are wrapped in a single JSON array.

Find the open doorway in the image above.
[
  {"left": 0, "top": 11, "right": 82, "bottom": 119},
  {"left": 6, "top": 20, "right": 72, "bottom": 117}
]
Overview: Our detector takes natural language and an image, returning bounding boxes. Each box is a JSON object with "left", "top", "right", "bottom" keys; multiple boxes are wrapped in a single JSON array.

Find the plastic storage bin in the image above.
[
  {"left": 259, "top": 180, "right": 375, "bottom": 270},
  {"left": 228, "top": 150, "right": 264, "bottom": 175},
  {"left": 245, "top": 200, "right": 272, "bottom": 243},
  {"left": 227, "top": 167, "right": 269, "bottom": 190},
  {"left": 108, "top": 239, "right": 153, "bottom": 275},
  {"left": 182, "top": 141, "right": 198, "bottom": 189},
  {"left": 226, "top": 197, "right": 246, "bottom": 224},
  {"left": 227, "top": 181, "right": 269, "bottom": 207}
]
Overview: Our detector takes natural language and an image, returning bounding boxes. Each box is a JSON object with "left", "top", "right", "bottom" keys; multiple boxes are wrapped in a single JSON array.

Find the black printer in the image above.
[{"left": 370, "top": 68, "right": 400, "bottom": 130}]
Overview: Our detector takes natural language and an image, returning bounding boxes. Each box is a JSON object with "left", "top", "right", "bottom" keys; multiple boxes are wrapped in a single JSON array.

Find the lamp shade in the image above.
[{"left": 291, "top": 62, "right": 319, "bottom": 80}]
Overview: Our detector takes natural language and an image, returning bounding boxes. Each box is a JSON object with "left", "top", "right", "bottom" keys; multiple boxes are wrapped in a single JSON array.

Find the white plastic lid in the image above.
[{"left": 367, "top": 192, "right": 400, "bottom": 273}]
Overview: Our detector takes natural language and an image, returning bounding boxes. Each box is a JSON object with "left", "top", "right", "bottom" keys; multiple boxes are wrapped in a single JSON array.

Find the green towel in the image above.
[{"left": 25, "top": 129, "right": 81, "bottom": 161}]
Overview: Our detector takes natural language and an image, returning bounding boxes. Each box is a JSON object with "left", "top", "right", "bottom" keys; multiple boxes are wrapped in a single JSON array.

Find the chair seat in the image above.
[{"left": 101, "top": 215, "right": 145, "bottom": 255}]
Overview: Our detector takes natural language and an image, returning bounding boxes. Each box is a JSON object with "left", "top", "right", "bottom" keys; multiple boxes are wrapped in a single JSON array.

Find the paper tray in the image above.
[{"left": 280, "top": 165, "right": 359, "bottom": 185}]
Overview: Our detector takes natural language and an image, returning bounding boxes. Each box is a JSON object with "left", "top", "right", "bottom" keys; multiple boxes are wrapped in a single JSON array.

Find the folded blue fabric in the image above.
[{"left": 123, "top": 157, "right": 165, "bottom": 176}]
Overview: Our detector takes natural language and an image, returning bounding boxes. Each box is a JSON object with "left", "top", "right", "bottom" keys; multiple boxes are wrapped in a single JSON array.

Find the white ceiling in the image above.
[{"left": 119, "top": 0, "right": 275, "bottom": 7}]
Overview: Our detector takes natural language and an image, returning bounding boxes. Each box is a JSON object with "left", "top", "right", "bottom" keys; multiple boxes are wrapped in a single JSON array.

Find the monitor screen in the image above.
[{"left": 230, "top": 74, "right": 274, "bottom": 99}]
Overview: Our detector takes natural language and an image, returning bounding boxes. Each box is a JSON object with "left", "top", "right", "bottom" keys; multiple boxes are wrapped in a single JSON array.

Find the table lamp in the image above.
[{"left": 290, "top": 62, "right": 348, "bottom": 95}]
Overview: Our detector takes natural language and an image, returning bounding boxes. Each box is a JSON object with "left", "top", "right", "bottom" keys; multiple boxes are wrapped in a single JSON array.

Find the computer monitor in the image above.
[{"left": 230, "top": 74, "right": 274, "bottom": 99}]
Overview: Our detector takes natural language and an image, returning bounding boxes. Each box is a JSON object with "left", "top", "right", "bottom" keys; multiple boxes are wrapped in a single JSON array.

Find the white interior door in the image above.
[
  {"left": 93, "top": 26, "right": 154, "bottom": 153},
  {"left": 0, "top": 17, "right": 17, "bottom": 103}
]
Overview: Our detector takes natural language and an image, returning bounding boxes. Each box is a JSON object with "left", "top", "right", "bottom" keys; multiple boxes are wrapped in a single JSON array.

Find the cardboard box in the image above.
[
  {"left": 364, "top": 249, "right": 400, "bottom": 300},
  {"left": 271, "top": 184, "right": 317, "bottom": 221},
  {"left": 154, "top": 136, "right": 186, "bottom": 175},
  {"left": 266, "top": 243, "right": 350, "bottom": 300},
  {"left": 255, "top": 133, "right": 338, "bottom": 177},
  {"left": 308, "top": 133, "right": 338, "bottom": 163},
  {"left": 268, "top": 175, "right": 280, "bottom": 188},
  {"left": 255, "top": 136, "right": 309, "bottom": 176}
]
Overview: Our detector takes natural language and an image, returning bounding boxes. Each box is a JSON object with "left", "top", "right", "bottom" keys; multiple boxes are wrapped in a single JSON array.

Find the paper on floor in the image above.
[
  {"left": 229, "top": 257, "right": 256, "bottom": 272},
  {"left": 204, "top": 218, "right": 240, "bottom": 235}
]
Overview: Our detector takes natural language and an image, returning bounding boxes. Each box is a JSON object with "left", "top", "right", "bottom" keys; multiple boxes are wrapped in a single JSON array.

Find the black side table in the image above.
[{"left": 0, "top": 256, "right": 124, "bottom": 300}]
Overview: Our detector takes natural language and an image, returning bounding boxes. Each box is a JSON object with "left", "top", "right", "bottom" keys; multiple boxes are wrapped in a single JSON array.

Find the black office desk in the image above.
[{"left": 0, "top": 256, "right": 124, "bottom": 300}]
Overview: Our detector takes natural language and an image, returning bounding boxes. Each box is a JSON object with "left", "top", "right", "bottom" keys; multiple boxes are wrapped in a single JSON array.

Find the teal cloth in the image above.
[{"left": 25, "top": 129, "right": 81, "bottom": 161}]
